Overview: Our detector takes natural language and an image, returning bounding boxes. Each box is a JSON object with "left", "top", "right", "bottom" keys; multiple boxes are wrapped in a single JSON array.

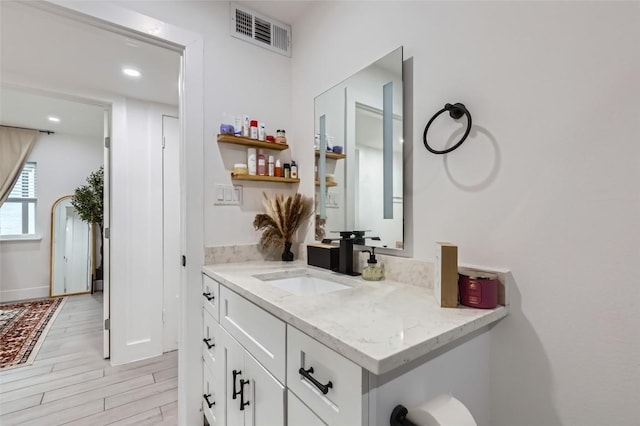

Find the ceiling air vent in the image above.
[{"left": 230, "top": 2, "right": 292, "bottom": 57}]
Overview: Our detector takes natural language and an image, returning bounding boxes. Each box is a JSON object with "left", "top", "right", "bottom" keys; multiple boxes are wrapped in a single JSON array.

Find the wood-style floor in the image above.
[{"left": 0, "top": 294, "right": 178, "bottom": 425}]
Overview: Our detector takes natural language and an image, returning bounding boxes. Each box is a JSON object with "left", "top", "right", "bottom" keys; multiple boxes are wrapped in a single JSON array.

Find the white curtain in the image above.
[{"left": 0, "top": 126, "right": 39, "bottom": 206}]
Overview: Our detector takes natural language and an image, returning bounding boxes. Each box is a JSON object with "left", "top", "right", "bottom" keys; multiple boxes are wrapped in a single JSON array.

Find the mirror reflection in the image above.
[
  {"left": 50, "top": 195, "right": 92, "bottom": 296},
  {"left": 315, "top": 47, "right": 404, "bottom": 249}
]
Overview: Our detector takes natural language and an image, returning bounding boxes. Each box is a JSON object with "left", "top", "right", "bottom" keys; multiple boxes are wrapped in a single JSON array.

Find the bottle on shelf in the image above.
[
  {"left": 268, "top": 155, "right": 275, "bottom": 177},
  {"left": 247, "top": 148, "right": 257, "bottom": 175},
  {"left": 257, "top": 149, "right": 266, "bottom": 176},
  {"left": 243, "top": 115, "right": 250, "bottom": 137},
  {"left": 250, "top": 120, "right": 259, "bottom": 139},
  {"left": 283, "top": 163, "right": 291, "bottom": 178},
  {"left": 290, "top": 161, "right": 298, "bottom": 179},
  {"left": 275, "top": 159, "right": 282, "bottom": 177}
]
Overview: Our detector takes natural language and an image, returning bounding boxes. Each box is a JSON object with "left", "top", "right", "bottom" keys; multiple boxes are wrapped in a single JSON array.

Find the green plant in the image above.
[{"left": 71, "top": 166, "right": 104, "bottom": 276}]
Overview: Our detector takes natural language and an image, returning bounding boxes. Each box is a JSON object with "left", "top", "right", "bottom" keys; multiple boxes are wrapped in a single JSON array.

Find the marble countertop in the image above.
[{"left": 202, "top": 261, "right": 508, "bottom": 375}]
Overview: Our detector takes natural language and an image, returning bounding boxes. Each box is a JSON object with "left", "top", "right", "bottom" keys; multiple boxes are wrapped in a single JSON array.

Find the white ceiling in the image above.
[
  {"left": 0, "top": 88, "right": 104, "bottom": 138},
  {"left": 0, "top": 1, "right": 180, "bottom": 137}
]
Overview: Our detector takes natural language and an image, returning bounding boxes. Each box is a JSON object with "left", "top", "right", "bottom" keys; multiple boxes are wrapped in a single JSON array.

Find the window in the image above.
[{"left": 0, "top": 162, "right": 38, "bottom": 236}]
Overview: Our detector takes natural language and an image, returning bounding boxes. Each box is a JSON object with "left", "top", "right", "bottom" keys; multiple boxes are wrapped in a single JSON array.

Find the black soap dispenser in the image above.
[{"left": 362, "top": 247, "right": 385, "bottom": 281}]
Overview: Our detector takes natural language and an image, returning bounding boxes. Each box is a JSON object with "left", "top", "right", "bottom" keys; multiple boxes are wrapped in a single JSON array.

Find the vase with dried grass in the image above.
[{"left": 253, "top": 192, "right": 313, "bottom": 261}]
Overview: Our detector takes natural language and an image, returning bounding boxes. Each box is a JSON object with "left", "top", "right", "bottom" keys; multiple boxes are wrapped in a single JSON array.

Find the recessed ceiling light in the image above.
[
  {"left": 48, "top": 116, "right": 60, "bottom": 122},
  {"left": 122, "top": 68, "right": 141, "bottom": 77}
]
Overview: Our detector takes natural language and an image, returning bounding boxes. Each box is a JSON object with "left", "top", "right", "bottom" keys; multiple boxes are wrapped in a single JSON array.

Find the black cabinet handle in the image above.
[
  {"left": 299, "top": 367, "right": 333, "bottom": 395},
  {"left": 232, "top": 370, "right": 242, "bottom": 399},
  {"left": 202, "top": 292, "right": 214, "bottom": 301},
  {"left": 203, "top": 393, "right": 215, "bottom": 409},
  {"left": 202, "top": 338, "right": 215, "bottom": 349},
  {"left": 239, "top": 379, "right": 250, "bottom": 411}
]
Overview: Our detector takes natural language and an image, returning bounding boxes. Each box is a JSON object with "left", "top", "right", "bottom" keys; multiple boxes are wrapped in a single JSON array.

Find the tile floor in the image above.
[{"left": 0, "top": 293, "right": 178, "bottom": 425}]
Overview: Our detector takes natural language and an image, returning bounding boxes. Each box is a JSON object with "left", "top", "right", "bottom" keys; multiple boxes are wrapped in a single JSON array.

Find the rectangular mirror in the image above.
[{"left": 314, "top": 47, "right": 404, "bottom": 250}]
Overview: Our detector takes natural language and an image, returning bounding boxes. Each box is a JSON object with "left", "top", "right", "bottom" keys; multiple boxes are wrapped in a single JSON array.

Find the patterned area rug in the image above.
[{"left": 0, "top": 297, "right": 66, "bottom": 370}]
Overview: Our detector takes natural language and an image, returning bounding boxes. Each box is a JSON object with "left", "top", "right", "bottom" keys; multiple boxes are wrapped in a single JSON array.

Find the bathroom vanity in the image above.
[{"left": 200, "top": 261, "right": 507, "bottom": 426}]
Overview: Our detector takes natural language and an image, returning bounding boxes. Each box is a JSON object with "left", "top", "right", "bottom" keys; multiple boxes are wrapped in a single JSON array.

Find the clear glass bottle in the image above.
[{"left": 361, "top": 248, "right": 385, "bottom": 281}]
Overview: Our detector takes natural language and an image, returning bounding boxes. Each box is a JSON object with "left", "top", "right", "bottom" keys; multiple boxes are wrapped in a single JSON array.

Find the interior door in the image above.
[
  {"left": 103, "top": 108, "right": 111, "bottom": 359},
  {"left": 162, "top": 115, "right": 180, "bottom": 352}
]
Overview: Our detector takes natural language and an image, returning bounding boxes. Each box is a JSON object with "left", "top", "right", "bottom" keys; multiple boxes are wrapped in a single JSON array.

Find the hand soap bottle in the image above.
[{"left": 362, "top": 247, "right": 384, "bottom": 281}]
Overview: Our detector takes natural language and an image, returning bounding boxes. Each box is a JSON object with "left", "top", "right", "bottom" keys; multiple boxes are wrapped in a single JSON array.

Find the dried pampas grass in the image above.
[{"left": 253, "top": 192, "right": 313, "bottom": 252}]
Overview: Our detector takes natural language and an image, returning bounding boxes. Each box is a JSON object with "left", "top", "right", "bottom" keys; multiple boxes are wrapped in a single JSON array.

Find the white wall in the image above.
[
  {"left": 291, "top": 2, "right": 640, "bottom": 425},
  {"left": 0, "top": 132, "right": 103, "bottom": 302},
  {"left": 118, "top": 1, "right": 299, "bottom": 248}
]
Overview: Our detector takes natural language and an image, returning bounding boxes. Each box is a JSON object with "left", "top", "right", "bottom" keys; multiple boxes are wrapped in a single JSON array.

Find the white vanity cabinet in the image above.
[
  {"left": 201, "top": 274, "right": 286, "bottom": 426},
  {"left": 201, "top": 269, "right": 499, "bottom": 426}
]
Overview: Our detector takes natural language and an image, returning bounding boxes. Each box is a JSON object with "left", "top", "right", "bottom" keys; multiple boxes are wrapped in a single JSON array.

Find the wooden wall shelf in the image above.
[
  {"left": 315, "top": 180, "right": 338, "bottom": 187},
  {"left": 231, "top": 173, "right": 300, "bottom": 184},
  {"left": 218, "top": 134, "right": 289, "bottom": 151},
  {"left": 315, "top": 150, "right": 346, "bottom": 160}
]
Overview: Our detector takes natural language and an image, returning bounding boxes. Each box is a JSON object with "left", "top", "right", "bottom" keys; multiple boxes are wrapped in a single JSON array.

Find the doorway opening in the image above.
[{"left": 1, "top": 1, "right": 182, "bottom": 363}]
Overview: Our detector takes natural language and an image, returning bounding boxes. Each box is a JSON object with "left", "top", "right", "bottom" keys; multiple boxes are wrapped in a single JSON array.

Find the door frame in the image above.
[{"left": 33, "top": 2, "right": 204, "bottom": 424}]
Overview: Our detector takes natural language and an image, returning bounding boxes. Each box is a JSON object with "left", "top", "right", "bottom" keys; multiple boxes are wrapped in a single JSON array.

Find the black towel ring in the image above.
[{"left": 423, "top": 102, "right": 472, "bottom": 154}]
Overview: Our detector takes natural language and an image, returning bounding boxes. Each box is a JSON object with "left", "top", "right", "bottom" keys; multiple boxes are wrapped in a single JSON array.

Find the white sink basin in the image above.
[{"left": 255, "top": 269, "right": 352, "bottom": 296}]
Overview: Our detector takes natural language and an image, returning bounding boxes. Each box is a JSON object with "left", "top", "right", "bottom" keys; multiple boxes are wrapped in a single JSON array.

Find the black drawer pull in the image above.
[
  {"left": 239, "top": 379, "right": 250, "bottom": 411},
  {"left": 299, "top": 367, "right": 333, "bottom": 395},
  {"left": 232, "top": 370, "right": 242, "bottom": 399},
  {"left": 202, "top": 292, "right": 214, "bottom": 301},
  {"left": 202, "top": 338, "right": 215, "bottom": 349},
  {"left": 203, "top": 393, "right": 215, "bottom": 408}
]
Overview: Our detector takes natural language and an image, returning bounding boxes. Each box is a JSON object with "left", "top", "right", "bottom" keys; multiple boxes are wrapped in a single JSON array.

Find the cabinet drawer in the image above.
[
  {"left": 202, "top": 362, "right": 219, "bottom": 426},
  {"left": 202, "top": 309, "right": 219, "bottom": 373},
  {"left": 219, "top": 285, "right": 286, "bottom": 383},
  {"left": 288, "top": 390, "right": 326, "bottom": 426},
  {"left": 287, "top": 326, "right": 365, "bottom": 426},
  {"left": 202, "top": 274, "right": 219, "bottom": 320}
]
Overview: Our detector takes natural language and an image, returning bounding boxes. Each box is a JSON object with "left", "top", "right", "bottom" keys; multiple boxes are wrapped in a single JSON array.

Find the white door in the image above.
[
  {"left": 103, "top": 109, "right": 111, "bottom": 359},
  {"left": 110, "top": 99, "right": 164, "bottom": 364},
  {"left": 162, "top": 115, "right": 180, "bottom": 352}
]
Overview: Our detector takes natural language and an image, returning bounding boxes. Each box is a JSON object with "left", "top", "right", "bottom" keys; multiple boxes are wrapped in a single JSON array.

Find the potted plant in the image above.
[
  {"left": 71, "top": 167, "right": 104, "bottom": 282},
  {"left": 253, "top": 192, "right": 313, "bottom": 261}
]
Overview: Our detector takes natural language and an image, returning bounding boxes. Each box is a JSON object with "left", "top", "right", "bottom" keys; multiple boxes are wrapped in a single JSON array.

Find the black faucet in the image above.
[{"left": 322, "top": 231, "right": 380, "bottom": 276}]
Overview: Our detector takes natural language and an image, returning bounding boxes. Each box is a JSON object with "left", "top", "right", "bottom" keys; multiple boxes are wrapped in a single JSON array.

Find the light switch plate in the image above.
[{"left": 214, "top": 184, "right": 242, "bottom": 205}]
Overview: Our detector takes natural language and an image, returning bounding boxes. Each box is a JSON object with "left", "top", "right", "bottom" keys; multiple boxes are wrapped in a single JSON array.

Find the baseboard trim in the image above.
[{"left": 0, "top": 286, "right": 49, "bottom": 303}]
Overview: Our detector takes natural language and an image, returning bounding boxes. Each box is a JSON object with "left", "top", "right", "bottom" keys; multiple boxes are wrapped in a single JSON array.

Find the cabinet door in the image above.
[
  {"left": 220, "top": 325, "right": 246, "bottom": 426},
  {"left": 288, "top": 390, "right": 326, "bottom": 426},
  {"left": 245, "top": 351, "right": 285, "bottom": 426},
  {"left": 203, "top": 309, "right": 220, "bottom": 373},
  {"left": 203, "top": 363, "right": 219, "bottom": 425}
]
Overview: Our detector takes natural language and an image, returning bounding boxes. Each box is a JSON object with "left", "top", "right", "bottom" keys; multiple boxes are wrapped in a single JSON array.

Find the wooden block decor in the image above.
[{"left": 435, "top": 242, "right": 458, "bottom": 308}]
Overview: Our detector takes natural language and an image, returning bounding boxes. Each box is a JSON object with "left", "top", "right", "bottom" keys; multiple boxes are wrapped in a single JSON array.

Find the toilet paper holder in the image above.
[{"left": 390, "top": 404, "right": 418, "bottom": 426}]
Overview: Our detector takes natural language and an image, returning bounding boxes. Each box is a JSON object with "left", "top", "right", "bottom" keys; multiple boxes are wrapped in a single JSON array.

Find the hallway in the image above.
[{"left": 0, "top": 294, "right": 178, "bottom": 425}]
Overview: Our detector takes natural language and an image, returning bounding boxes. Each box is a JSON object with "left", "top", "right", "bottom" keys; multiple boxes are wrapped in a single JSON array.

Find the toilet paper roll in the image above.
[{"left": 406, "top": 394, "right": 477, "bottom": 426}]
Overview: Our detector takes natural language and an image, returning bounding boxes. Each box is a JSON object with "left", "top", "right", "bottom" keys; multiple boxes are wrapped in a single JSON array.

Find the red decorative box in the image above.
[{"left": 458, "top": 269, "right": 498, "bottom": 309}]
